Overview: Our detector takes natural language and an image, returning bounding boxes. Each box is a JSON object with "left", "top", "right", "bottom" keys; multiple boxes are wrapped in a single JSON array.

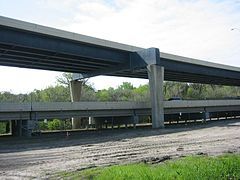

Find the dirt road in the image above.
[{"left": 0, "top": 119, "right": 240, "bottom": 179}]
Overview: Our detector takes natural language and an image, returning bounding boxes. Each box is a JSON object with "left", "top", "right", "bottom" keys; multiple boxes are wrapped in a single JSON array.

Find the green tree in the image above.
[{"left": 133, "top": 84, "right": 150, "bottom": 102}]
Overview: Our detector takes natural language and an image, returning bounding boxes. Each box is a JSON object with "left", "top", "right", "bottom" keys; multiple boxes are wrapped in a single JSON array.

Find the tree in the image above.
[
  {"left": 81, "top": 83, "right": 97, "bottom": 101},
  {"left": 29, "top": 85, "right": 70, "bottom": 102},
  {"left": 56, "top": 73, "right": 96, "bottom": 101},
  {"left": 133, "top": 84, "right": 150, "bottom": 102},
  {"left": 118, "top": 82, "right": 134, "bottom": 90},
  {"left": 1, "top": 77, "right": 240, "bottom": 103},
  {"left": 56, "top": 73, "right": 73, "bottom": 87}
]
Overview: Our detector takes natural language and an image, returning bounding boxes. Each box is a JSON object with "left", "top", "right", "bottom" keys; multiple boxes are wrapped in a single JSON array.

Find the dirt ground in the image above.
[{"left": 0, "top": 119, "right": 240, "bottom": 179}]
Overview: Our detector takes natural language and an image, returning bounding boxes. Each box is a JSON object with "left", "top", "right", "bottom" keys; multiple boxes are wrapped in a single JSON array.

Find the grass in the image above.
[{"left": 56, "top": 154, "right": 240, "bottom": 180}]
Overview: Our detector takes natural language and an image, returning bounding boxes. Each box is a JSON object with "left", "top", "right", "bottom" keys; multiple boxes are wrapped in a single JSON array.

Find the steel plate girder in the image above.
[{"left": 0, "top": 26, "right": 130, "bottom": 65}]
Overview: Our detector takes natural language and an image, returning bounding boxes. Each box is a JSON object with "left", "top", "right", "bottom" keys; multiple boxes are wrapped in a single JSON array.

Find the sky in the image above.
[{"left": 0, "top": 0, "right": 240, "bottom": 94}]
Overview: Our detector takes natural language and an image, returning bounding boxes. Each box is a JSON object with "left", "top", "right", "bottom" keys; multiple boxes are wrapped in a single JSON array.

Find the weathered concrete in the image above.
[
  {"left": 147, "top": 65, "right": 165, "bottom": 128},
  {"left": 70, "top": 80, "right": 83, "bottom": 129}
]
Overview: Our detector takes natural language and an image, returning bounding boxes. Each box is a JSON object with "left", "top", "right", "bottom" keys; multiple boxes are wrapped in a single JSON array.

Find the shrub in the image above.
[{"left": 47, "top": 119, "right": 63, "bottom": 130}]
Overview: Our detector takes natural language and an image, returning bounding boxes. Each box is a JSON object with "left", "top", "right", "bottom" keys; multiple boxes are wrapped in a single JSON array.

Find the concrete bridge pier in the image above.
[
  {"left": 11, "top": 120, "right": 22, "bottom": 136},
  {"left": 10, "top": 110, "right": 39, "bottom": 137},
  {"left": 11, "top": 119, "right": 36, "bottom": 137},
  {"left": 147, "top": 64, "right": 165, "bottom": 128},
  {"left": 21, "top": 120, "right": 33, "bottom": 137},
  {"left": 70, "top": 80, "right": 83, "bottom": 129},
  {"left": 133, "top": 115, "right": 139, "bottom": 128}
]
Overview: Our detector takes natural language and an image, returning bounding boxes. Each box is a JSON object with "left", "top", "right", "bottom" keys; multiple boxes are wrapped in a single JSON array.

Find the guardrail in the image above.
[{"left": 0, "top": 100, "right": 240, "bottom": 121}]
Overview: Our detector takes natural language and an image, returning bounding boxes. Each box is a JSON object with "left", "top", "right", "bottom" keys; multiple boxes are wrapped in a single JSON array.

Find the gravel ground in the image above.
[{"left": 0, "top": 119, "right": 240, "bottom": 179}]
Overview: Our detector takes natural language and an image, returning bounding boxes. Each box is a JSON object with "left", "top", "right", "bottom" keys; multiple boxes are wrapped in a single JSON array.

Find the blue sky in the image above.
[{"left": 0, "top": 0, "right": 240, "bottom": 93}]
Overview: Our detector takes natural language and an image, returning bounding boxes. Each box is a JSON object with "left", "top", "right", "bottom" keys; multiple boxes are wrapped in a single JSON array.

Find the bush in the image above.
[
  {"left": 39, "top": 121, "right": 48, "bottom": 131},
  {"left": 0, "top": 122, "right": 7, "bottom": 134},
  {"left": 64, "top": 119, "right": 72, "bottom": 130},
  {"left": 47, "top": 119, "right": 63, "bottom": 130}
]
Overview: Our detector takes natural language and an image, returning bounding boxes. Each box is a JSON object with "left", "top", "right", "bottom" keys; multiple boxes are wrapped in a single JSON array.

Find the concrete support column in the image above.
[
  {"left": 22, "top": 120, "right": 32, "bottom": 137},
  {"left": 5, "top": 121, "right": 10, "bottom": 134},
  {"left": 11, "top": 120, "right": 22, "bottom": 136},
  {"left": 203, "top": 108, "right": 209, "bottom": 123},
  {"left": 9, "top": 120, "right": 12, "bottom": 134},
  {"left": 133, "top": 115, "right": 139, "bottom": 129},
  {"left": 70, "top": 80, "right": 83, "bottom": 129},
  {"left": 11, "top": 106, "right": 39, "bottom": 137},
  {"left": 147, "top": 64, "right": 165, "bottom": 128},
  {"left": 89, "top": 117, "right": 94, "bottom": 126}
]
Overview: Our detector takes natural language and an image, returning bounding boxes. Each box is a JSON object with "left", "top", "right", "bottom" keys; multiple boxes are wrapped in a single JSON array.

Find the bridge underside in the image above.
[{"left": 0, "top": 43, "right": 239, "bottom": 86}]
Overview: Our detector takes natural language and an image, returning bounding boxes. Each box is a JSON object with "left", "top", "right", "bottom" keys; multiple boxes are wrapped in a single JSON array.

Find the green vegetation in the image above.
[
  {"left": 1, "top": 77, "right": 240, "bottom": 103},
  {"left": 0, "top": 122, "right": 7, "bottom": 134},
  {"left": 57, "top": 154, "right": 240, "bottom": 179},
  {"left": 39, "top": 119, "right": 72, "bottom": 131},
  {"left": 0, "top": 73, "right": 240, "bottom": 103}
]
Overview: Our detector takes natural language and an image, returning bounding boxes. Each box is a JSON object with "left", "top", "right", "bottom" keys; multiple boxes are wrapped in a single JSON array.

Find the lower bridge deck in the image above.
[
  {"left": 0, "top": 100, "right": 240, "bottom": 121},
  {"left": 0, "top": 100, "right": 240, "bottom": 136}
]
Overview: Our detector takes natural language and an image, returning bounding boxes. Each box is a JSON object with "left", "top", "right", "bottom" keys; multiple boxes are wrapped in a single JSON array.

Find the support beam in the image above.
[
  {"left": 133, "top": 115, "right": 139, "bottom": 129},
  {"left": 147, "top": 65, "right": 165, "bottom": 128},
  {"left": 11, "top": 120, "right": 22, "bottom": 136},
  {"left": 11, "top": 119, "right": 36, "bottom": 137},
  {"left": 22, "top": 120, "right": 32, "bottom": 137},
  {"left": 70, "top": 80, "right": 83, "bottom": 129}
]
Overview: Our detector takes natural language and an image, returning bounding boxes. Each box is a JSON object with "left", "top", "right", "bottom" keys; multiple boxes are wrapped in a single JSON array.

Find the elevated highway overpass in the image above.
[
  {"left": 0, "top": 16, "right": 240, "bottom": 85},
  {"left": 0, "top": 16, "right": 240, "bottom": 134}
]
